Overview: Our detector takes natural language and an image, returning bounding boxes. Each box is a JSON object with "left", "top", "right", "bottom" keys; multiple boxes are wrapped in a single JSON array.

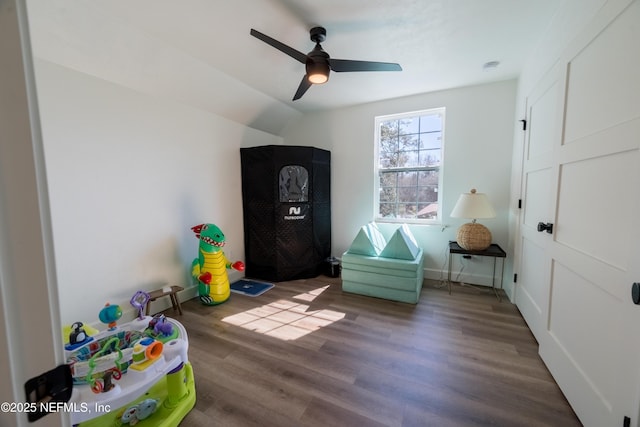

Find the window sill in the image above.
[{"left": 375, "top": 218, "right": 444, "bottom": 227}]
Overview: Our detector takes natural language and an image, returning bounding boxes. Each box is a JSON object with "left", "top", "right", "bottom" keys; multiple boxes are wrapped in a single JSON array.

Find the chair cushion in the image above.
[
  {"left": 346, "top": 222, "right": 387, "bottom": 256},
  {"left": 342, "top": 250, "right": 423, "bottom": 274},
  {"left": 379, "top": 224, "right": 421, "bottom": 260}
]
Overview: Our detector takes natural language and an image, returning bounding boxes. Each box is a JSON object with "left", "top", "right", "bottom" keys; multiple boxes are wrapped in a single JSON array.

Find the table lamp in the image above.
[{"left": 450, "top": 188, "right": 496, "bottom": 250}]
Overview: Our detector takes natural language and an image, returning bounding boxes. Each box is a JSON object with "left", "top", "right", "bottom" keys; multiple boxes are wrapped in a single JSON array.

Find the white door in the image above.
[
  {"left": 516, "top": 1, "right": 640, "bottom": 425},
  {"left": 515, "top": 64, "right": 564, "bottom": 340},
  {"left": 0, "top": 2, "right": 65, "bottom": 426}
]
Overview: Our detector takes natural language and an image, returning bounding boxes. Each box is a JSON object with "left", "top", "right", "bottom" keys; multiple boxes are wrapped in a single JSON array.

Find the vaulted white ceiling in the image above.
[{"left": 26, "top": 0, "right": 562, "bottom": 134}]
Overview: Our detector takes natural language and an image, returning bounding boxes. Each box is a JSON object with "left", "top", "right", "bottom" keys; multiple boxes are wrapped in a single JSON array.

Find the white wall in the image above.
[
  {"left": 282, "top": 80, "right": 517, "bottom": 291},
  {"left": 35, "top": 59, "right": 282, "bottom": 326}
]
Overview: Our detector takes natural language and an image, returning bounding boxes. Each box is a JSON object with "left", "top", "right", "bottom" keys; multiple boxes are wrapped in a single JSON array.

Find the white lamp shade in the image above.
[{"left": 450, "top": 189, "right": 496, "bottom": 219}]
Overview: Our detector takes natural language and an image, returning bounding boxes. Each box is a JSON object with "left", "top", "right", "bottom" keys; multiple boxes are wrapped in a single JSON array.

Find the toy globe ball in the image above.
[{"left": 99, "top": 303, "right": 122, "bottom": 325}]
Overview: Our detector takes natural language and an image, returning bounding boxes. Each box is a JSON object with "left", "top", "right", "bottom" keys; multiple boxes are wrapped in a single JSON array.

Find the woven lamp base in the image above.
[{"left": 456, "top": 223, "right": 492, "bottom": 251}]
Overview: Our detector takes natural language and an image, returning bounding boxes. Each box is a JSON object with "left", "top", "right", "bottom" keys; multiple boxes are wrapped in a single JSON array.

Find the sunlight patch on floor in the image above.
[{"left": 222, "top": 285, "right": 345, "bottom": 340}]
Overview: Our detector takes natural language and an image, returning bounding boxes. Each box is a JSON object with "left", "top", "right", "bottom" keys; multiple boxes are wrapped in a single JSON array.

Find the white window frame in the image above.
[{"left": 373, "top": 107, "right": 445, "bottom": 224}]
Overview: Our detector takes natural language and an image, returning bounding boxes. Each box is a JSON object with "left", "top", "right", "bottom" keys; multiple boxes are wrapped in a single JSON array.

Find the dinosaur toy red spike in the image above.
[{"left": 190, "top": 224, "right": 206, "bottom": 239}]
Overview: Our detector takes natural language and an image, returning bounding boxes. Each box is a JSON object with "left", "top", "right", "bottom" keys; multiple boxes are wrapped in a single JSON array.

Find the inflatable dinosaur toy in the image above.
[{"left": 191, "top": 223, "right": 244, "bottom": 305}]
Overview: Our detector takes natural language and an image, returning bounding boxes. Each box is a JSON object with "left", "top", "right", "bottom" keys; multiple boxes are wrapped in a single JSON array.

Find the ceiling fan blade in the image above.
[
  {"left": 328, "top": 58, "right": 402, "bottom": 73},
  {"left": 250, "top": 29, "right": 307, "bottom": 64},
  {"left": 293, "top": 75, "right": 312, "bottom": 101}
]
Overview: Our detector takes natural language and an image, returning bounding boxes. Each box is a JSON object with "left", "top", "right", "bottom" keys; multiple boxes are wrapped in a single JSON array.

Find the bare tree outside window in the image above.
[{"left": 375, "top": 108, "right": 444, "bottom": 222}]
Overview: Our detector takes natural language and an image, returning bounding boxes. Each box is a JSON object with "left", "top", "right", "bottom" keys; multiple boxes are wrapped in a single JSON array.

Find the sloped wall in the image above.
[{"left": 35, "top": 59, "right": 282, "bottom": 325}]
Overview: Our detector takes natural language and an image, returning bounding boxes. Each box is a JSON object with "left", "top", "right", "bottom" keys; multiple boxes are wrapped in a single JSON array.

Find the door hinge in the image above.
[
  {"left": 518, "top": 199, "right": 522, "bottom": 209},
  {"left": 520, "top": 119, "right": 527, "bottom": 131},
  {"left": 513, "top": 273, "right": 518, "bottom": 283}
]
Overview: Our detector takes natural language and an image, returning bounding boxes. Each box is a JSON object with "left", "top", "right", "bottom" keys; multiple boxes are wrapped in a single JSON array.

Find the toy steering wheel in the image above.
[{"left": 130, "top": 291, "right": 150, "bottom": 320}]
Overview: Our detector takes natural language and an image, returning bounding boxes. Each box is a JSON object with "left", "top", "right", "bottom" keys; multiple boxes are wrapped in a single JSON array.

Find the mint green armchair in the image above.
[{"left": 341, "top": 223, "right": 424, "bottom": 304}]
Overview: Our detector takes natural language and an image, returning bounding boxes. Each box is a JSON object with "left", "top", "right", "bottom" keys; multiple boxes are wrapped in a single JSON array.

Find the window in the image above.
[
  {"left": 279, "top": 165, "right": 308, "bottom": 202},
  {"left": 374, "top": 108, "right": 445, "bottom": 223}
]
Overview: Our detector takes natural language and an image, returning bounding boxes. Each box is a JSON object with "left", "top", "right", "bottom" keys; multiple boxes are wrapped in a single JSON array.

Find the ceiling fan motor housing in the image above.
[
  {"left": 309, "top": 26, "right": 327, "bottom": 43},
  {"left": 306, "top": 44, "right": 330, "bottom": 82}
]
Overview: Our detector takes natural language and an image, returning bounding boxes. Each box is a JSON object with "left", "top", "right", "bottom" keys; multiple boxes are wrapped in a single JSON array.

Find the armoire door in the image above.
[{"left": 515, "top": 1, "right": 640, "bottom": 425}]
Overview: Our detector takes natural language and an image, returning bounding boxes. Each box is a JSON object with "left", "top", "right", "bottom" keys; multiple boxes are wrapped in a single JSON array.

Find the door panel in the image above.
[
  {"left": 563, "top": 0, "right": 640, "bottom": 144},
  {"left": 556, "top": 150, "right": 637, "bottom": 269},
  {"left": 516, "top": 2, "right": 640, "bottom": 425},
  {"left": 548, "top": 261, "right": 621, "bottom": 416},
  {"left": 516, "top": 238, "right": 547, "bottom": 332},
  {"left": 522, "top": 168, "right": 551, "bottom": 230},
  {"left": 543, "top": 123, "right": 640, "bottom": 424},
  {"left": 515, "top": 66, "right": 564, "bottom": 338},
  {"left": 527, "top": 81, "right": 559, "bottom": 158}
]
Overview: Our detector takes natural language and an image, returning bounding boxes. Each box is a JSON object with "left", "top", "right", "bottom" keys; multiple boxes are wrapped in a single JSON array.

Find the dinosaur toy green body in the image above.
[{"left": 190, "top": 223, "right": 244, "bottom": 305}]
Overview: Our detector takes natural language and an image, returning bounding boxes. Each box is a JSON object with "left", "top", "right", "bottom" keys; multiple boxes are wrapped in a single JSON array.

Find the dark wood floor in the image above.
[{"left": 175, "top": 276, "right": 581, "bottom": 427}]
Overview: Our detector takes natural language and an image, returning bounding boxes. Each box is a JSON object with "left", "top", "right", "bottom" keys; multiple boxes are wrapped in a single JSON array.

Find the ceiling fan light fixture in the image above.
[
  {"left": 306, "top": 60, "right": 329, "bottom": 84},
  {"left": 308, "top": 72, "right": 328, "bottom": 84}
]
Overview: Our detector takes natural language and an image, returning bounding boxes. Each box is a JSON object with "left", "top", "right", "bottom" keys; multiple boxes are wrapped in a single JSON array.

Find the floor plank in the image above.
[{"left": 176, "top": 277, "right": 581, "bottom": 426}]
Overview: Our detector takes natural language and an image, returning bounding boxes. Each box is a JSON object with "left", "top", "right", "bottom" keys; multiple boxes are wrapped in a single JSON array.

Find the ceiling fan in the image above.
[{"left": 250, "top": 26, "right": 402, "bottom": 101}]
